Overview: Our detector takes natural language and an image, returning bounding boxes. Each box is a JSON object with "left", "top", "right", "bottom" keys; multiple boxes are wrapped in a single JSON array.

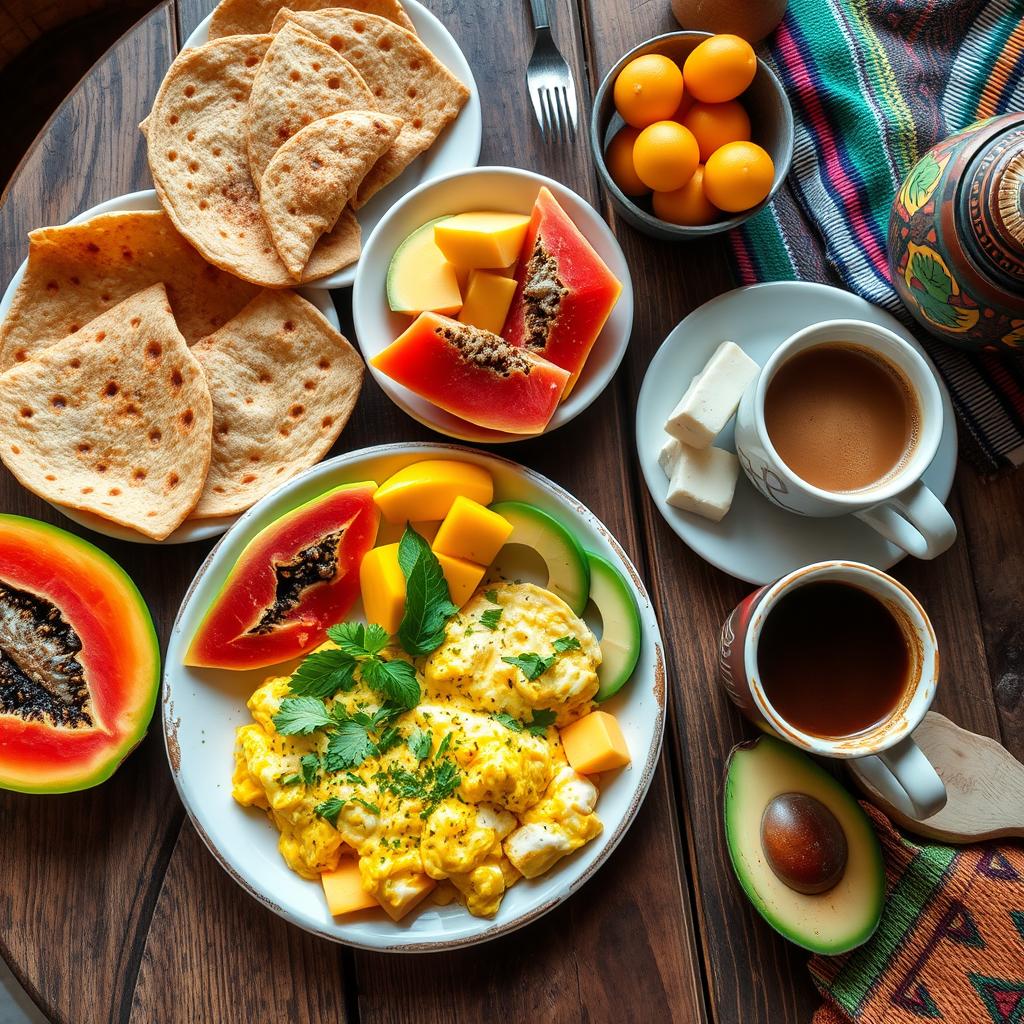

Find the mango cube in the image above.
[
  {"left": 378, "top": 871, "right": 437, "bottom": 921},
  {"left": 375, "top": 519, "right": 440, "bottom": 546},
  {"left": 434, "top": 212, "right": 531, "bottom": 269},
  {"left": 359, "top": 543, "right": 407, "bottom": 635},
  {"left": 374, "top": 460, "right": 494, "bottom": 523},
  {"left": 559, "top": 711, "right": 631, "bottom": 775},
  {"left": 432, "top": 496, "right": 513, "bottom": 565},
  {"left": 321, "top": 860, "right": 378, "bottom": 916},
  {"left": 435, "top": 551, "right": 487, "bottom": 607},
  {"left": 458, "top": 270, "right": 518, "bottom": 335}
]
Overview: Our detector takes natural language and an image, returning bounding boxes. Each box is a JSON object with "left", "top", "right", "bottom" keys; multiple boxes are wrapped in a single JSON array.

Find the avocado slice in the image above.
[
  {"left": 488, "top": 501, "right": 590, "bottom": 615},
  {"left": 724, "top": 736, "right": 884, "bottom": 954},
  {"left": 386, "top": 216, "right": 462, "bottom": 316},
  {"left": 587, "top": 552, "right": 642, "bottom": 701}
]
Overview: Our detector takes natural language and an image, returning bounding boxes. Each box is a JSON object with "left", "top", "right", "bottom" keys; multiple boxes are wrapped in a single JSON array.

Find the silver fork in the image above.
[{"left": 525, "top": 0, "right": 579, "bottom": 141}]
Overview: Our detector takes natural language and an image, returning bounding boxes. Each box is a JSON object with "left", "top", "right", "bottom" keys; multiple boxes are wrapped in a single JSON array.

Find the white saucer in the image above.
[{"left": 636, "top": 282, "right": 958, "bottom": 584}]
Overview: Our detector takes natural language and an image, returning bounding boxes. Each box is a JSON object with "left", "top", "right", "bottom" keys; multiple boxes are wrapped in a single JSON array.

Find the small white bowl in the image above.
[
  {"left": 0, "top": 189, "right": 340, "bottom": 546},
  {"left": 352, "top": 166, "right": 634, "bottom": 443},
  {"left": 183, "top": 0, "right": 483, "bottom": 291}
]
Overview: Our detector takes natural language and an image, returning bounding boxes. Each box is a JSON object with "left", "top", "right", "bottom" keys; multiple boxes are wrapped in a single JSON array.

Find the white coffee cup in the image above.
[
  {"left": 734, "top": 319, "right": 956, "bottom": 560},
  {"left": 718, "top": 560, "right": 947, "bottom": 819}
]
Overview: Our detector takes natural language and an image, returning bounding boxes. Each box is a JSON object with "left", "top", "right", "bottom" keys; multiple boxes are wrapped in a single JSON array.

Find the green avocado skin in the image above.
[{"left": 723, "top": 735, "right": 885, "bottom": 955}]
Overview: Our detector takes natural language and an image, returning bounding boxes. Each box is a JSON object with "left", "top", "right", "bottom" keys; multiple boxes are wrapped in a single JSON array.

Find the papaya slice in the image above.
[
  {"left": 0, "top": 515, "right": 160, "bottom": 794},
  {"left": 502, "top": 187, "right": 623, "bottom": 396},
  {"left": 185, "top": 481, "right": 379, "bottom": 670},
  {"left": 371, "top": 313, "right": 570, "bottom": 434}
]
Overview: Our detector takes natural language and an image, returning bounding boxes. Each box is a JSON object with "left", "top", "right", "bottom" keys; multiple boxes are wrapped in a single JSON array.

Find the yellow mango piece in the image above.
[
  {"left": 434, "top": 212, "right": 531, "bottom": 269},
  {"left": 378, "top": 872, "right": 437, "bottom": 921},
  {"left": 456, "top": 262, "right": 517, "bottom": 293},
  {"left": 375, "top": 519, "right": 440, "bottom": 546},
  {"left": 458, "top": 270, "right": 519, "bottom": 335},
  {"left": 374, "top": 459, "right": 494, "bottom": 524},
  {"left": 432, "top": 496, "right": 513, "bottom": 565},
  {"left": 559, "top": 711, "right": 631, "bottom": 775},
  {"left": 322, "top": 860, "right": 378, "bottom": 916},
  {"left": 359, "top": 543, "right": 406, "bottom": 635},
  {"left": 435, "top": 551, "right": 486, "bottom": 607},
  {"left": 387, "top": 217, "right": 463, "bottom": 316}
]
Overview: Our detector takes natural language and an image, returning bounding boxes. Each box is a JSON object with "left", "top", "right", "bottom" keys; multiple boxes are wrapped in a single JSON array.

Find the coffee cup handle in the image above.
[
  {"left": 853, "top": 480, "right": 957, "bottom": 560},
  {"left": 864, "top": 736, "right": 947, "bottom": 820}
]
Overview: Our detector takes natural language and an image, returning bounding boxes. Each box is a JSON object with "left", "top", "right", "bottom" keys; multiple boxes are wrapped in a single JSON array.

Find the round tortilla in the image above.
[
  {"left": 209, "top": 0, "right": 416, "bottom": 39},
  {"left": 0, "top": 211, "right": 259, "bottom": 372},
  {"left": 0, "top": 284, "right": 213, "bottom": 541},
  {"left": 190, "top": 290, "right": 363, "bottom": 519},
  {"left": 272, "top": 9, "right": 470, "bottom": 206},
  {"left": 260, "top": 110, "right": 402, "bottom": 277},
  {"left": 245, "top": 22, "right": 376, "bottom": 188},
  {"left": 145, "top": 34, "right": 360, "bottom": 286}
]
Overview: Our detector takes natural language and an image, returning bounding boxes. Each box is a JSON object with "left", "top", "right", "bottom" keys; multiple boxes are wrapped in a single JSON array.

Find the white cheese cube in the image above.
[
  {"left": 666, "top": 445, "right": 740, "bottom": 522},
  {"left": 658, "top": 435, "right": 683, "bottom": 478},
  {"left": 664, "top": 341, "right": 759, "bottom": 449}
]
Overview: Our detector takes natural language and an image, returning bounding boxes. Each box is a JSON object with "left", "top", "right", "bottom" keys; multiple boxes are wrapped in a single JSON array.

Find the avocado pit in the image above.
[{"left": 761, "top": 792, "right": 848, "bottom": 895}]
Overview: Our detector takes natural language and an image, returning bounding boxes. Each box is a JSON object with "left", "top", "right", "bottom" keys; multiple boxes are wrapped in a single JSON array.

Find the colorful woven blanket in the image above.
[
  {"left": 811, "top": 804, "right": 1024, "bottom": 1024},
  {"left": 731, "top": 0, "right": 1024, "bottom": 471}
]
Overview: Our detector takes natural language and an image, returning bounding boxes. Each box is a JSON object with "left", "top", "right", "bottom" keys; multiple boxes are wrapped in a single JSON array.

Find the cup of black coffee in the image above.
[{"left": 733, "top": 319, "right": 956, "bottom": 560}]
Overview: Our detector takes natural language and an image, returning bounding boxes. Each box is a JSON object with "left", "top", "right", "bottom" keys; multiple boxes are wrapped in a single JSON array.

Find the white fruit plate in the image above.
[
  {"left": 183, "top": 0, "right": 483, "bottom": 290},
  {"left": 163, "top": 442, "right": 665, "bottom": 951}
]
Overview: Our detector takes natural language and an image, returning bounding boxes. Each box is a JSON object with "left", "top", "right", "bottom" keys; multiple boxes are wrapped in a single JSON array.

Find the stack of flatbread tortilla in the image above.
[
  {"left": 142, "top": 0, "right": 470, "bottom": 286},
  {"left": 0, "top": 213, "right": 363, "bottom": 540}
]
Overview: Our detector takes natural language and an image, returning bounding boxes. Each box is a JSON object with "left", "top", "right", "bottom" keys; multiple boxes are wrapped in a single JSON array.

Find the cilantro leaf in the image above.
[
  {"left": 370, "top": 702, "right": 405, "bottom": 729},
  {"left": 288, "top": 647, "right": 357, "bottom": 699},
  {"left": 376, "top": 726, "right": 402, "bottom": 754},
  {"left": 272, "top": 696, "right": 335, "bottom": 736},
  {"left": 324, "top": 720, "right": 377, "bottom": 770},
  {"left": 299, "top": 753, "right": 321, "bottom": 785},
  {"left": 408, "top": 729, "right": 432, "bottom": 760},
  {"left": 345, "top": 771, "right": 363, "bottom": 785},
  {"left": 280, "top": 773, "right": 302, "bottom": 786},
  {"left": 484, "top": 589, "right": 499, "bottom": 604},
  {"left": 352, "top": 796, "right": 381, "bottom": 815},
  {"left": 397, "top": 526, "right": 459, "bottom": 656},
  {"left": 527, "top": 709, "right": 558, "bottom": 736},
  {"left": 502, "top": 652, "right": 555, "bottom": 681},
  {"left": 553, "top": 635, "right": 581, "bottom": 654},
  {"left": 314, "top": 797, "right": 346, "bottom": 828},
  {"left": 493, "top": 712, "right": 523, "bottom": 732},
  {"left": 327, "top": 622, "right": 371, "bottom": 657},
  {"left": 421, "top": 759, "right": 460, "bottom": 817},
  {"left": 434, "top": 732, "right": 452, "bottom": 760},
  {"left": 362, "top": 657, "right": 420, "bottom": 709},
  {"left": 480, "top": 608, "right": 502, "bottom": 630}
]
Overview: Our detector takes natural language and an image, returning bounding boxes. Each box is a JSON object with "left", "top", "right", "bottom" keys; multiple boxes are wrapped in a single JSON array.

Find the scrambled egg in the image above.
[{"left": 232, "top": 582, "right": 605, "bottom": 919}]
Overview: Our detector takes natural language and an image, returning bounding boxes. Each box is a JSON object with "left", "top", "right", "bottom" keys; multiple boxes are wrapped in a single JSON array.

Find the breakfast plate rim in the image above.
[
  {"left": 182, "top": 0, "right": 484, "bottom": 290},
  {"left": 0, "top": 188, "right": 341, "bottom": 546},
  {"left": 636, "top": 280, "right": 959, "bottom": 584},
  {"left": 162, "top": 440, "right": 666, "bottom": 951}
]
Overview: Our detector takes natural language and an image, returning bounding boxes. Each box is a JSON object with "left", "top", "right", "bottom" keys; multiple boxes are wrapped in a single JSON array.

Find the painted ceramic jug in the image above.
[{"left": 888, "top": 113, "right": 1024, "bottom": 353}]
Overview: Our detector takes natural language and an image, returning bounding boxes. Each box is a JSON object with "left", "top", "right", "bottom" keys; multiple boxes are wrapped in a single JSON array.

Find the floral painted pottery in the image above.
[{"left": 888, "top": 113, "right": 1024, "bottom": 353}]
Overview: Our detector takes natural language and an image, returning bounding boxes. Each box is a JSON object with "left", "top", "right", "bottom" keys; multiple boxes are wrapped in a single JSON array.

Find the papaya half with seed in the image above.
[
  {"left": 185, "top": 481, "right": 380, "bottom": 670},
  {"left": 0, "top": 515, "right": 160, "bottom": 794}
]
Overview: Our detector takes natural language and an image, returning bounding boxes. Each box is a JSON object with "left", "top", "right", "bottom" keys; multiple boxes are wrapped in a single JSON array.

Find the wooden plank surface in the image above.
[{"left": 3, "top": 0, "right": 1022, "bottom": 1022}]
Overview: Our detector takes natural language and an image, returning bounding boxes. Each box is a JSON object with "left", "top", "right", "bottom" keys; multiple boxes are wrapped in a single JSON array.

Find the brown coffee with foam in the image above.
[{"left": 764, "top": 344, "right": 920, "bottom": 492}]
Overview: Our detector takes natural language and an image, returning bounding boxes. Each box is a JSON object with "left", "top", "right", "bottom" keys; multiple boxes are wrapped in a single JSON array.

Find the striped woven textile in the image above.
[{"left": 731, "top": 0, "right": 1024, "bottom": 471}]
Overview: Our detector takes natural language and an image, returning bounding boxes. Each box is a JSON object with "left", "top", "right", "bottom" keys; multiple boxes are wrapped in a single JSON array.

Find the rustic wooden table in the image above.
[{"left": 1, "top": 2, "right": 1021, "bottom": 1022}]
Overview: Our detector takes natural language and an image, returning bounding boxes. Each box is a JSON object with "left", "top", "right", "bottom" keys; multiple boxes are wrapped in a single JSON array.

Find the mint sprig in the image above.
[{"left": 397, "top": 526, "right": 459, "bottom": 656}]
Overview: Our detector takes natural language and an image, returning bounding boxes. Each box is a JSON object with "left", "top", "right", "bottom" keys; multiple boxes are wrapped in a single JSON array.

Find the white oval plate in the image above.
[
  {"left": 353, "top": 167, "right": 634, "bottom": 443},
  {"left": 164, "top": 442, "right": 665, "bottom": 951},
  {"left": 0, "top": 189, "right": 341, "bottom": 545},
  {"left": 636, "top": 281, "right": 958, "bottom": 585},
  {"left": 183, "top": 0, "right": 483, "bottom": 290}
]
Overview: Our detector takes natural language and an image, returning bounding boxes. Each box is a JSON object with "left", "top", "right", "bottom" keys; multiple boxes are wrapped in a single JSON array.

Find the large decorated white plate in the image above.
[
  {"left": 163, "top": 442, "right": 665, "bottom": 950},
  {"left": 0, "top": 189, "right": 341, "bottom": 546},
  {"left": 183, "top": 0, "right": 483, "bottom": 290}
]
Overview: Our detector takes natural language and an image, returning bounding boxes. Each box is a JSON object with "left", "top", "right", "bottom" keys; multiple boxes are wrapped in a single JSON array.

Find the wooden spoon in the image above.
[{"left": 846, "top": 712, "right": 1024, "bottom": 843}]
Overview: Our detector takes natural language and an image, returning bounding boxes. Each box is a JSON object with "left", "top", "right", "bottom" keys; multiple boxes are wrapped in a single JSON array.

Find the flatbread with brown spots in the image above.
[{"left": 209, "top": 0, "right": 415, "bottom": 39}]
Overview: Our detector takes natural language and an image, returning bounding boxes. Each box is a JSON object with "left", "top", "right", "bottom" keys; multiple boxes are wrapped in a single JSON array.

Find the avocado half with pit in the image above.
[{"left": 724, "top": 736, "right": 885, "bottom": 954}]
